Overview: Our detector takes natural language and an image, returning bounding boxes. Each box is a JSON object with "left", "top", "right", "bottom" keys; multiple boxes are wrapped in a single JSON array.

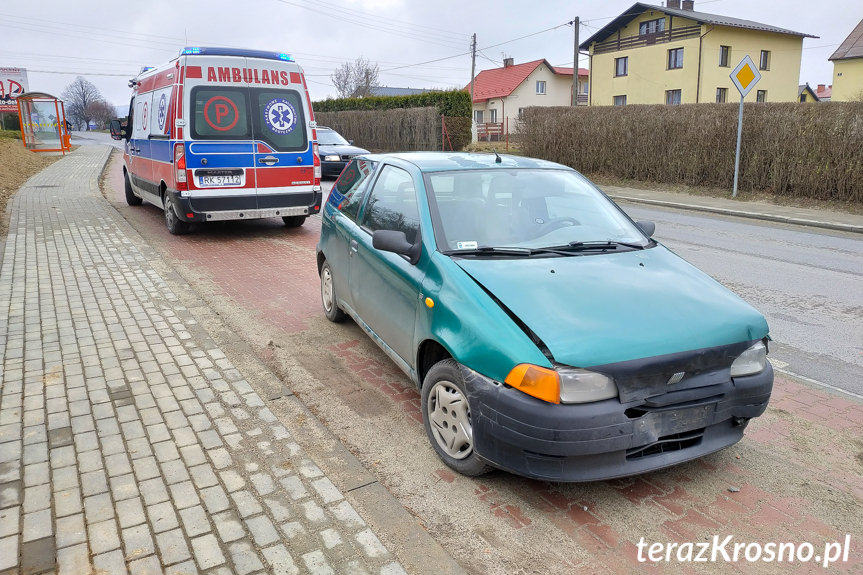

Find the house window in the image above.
[
  {"left": 666, "top": 89, "right": 682, "bottom": 105},
  {"left": 639, "top": 18, "right": 665, "bottom": 35},
  {"left": 759, "top": 50, "right": 770, "bottom": 70},
  {"left": 489, "top": 109, "right": 497, "bottom": 123},
  {"left": 716, "top": 88, "right": 727, "bottom": 103},
  {"left": 536, "top": 81, "right": 546, "bottom": 95},
  {"left": 719, "top": 45, "right": 731, "bottom": 67},
  {"left": 800, "top": 93, "right": 807, "bottom": 102},
  {"left": 582, "top": 82, "right": 589, "bottom": 94},
  {"left": 756, "top": 90, "right": 767, "bottom": 103},
  {"left": 668, "top": 48, "right": 684, "bottom": 69},
  {"left": 615, "top": 57, "right": 628, "bottom": 77},
  {"left": 613, "top": 95, "right": 627, "bottom": 106},
  {"left": 518, "top": 107, "right": 525, "bottom": 119},
  {"left": 474, "top": 110, "right": 483, "bottom": 123}
]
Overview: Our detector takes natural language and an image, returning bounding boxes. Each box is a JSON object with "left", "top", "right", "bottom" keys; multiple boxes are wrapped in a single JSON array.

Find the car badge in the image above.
[{"left": 666, "top": 372, "right": 685, "bottom": 385}]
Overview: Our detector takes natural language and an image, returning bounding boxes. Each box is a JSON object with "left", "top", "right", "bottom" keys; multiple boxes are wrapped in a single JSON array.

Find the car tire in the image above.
[
  {"left": 421, "top": 359, "right": 492, "bottom": 477},
  {"left": 283, "top": 215, "right": 306, "bottom": 228},
  {"left": 124, "top": 172, "right": 142, "bottom": 206},
  {"left": 320, "top": 260, "right": 346, "bottom": 322},
  {"left": 164, "top": 195, "right": 190, "bottom": 235}
]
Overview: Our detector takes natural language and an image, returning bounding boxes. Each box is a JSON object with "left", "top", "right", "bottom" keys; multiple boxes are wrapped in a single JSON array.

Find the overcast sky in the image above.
[{"left": 2, "top": 0, "right": 859, "bottom": 107}]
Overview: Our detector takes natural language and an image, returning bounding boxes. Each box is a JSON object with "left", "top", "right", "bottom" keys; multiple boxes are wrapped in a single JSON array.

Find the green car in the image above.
[{"left": 316, "top": 152, "right": 773, "bottom": 482}]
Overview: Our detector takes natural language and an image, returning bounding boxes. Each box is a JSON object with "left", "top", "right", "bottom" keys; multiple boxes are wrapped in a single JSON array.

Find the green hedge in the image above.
[
  {"left": 519, "top": 102, "right": 863, "bottom": 203},
  {"left": 313, "top": 90, "right": 471, "bottom": 117}
]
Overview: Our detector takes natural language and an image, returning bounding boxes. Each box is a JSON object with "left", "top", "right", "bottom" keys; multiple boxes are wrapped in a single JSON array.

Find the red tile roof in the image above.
[
  {"left": 816, "top": 85, "right": 832, "bottom": 99},
  {"left": 465, "top": 59, "right": 588, "bottom": 103}
]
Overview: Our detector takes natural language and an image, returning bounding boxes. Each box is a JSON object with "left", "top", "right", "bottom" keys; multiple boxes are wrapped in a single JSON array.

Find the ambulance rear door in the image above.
[
  {"left": 184, "top": 54, "right": 257, "bottom": 213},
  {"left": 247, "top": 59, "right": 315, "bottom": 211}
]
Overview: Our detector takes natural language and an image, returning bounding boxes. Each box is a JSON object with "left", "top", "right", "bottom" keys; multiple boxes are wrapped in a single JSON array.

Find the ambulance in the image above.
[{"left": 111, "top": 47, "right": 321, "bottom": 234}]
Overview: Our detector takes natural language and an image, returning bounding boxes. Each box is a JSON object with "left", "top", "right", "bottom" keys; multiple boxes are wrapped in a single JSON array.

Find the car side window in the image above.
[
  {"left": 361, "top": 165, "right": 420, "bottom": 244},
  {"left": 331, "top": 159, "right": 376, "bottom": 221}
]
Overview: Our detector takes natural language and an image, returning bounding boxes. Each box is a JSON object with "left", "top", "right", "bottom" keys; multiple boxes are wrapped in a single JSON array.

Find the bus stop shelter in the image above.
[{"left": 16, "top": 91, "right": 72, "bottom": 153}]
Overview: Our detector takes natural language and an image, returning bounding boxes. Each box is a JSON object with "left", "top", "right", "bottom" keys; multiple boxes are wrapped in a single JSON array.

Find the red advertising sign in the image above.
[{"left": 0, "top": 68, "right": 29, "bottom": 113}]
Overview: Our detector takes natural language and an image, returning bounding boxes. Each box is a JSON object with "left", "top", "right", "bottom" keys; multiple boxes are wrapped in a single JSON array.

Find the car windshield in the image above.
[
  {"left": 425, "top": 169, "right": 649, "bottom": 253},
  {"left": 317, "top": 129, "right": 350, "bottom": 146}
]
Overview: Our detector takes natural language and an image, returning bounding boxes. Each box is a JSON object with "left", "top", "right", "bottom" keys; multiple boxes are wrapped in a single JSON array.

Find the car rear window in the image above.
[
  {"left": 190, "top": 87, "right": 251, "bottom": 140},
  {"left": 190, "top": 86, "right": 307, "bottom": 152}
]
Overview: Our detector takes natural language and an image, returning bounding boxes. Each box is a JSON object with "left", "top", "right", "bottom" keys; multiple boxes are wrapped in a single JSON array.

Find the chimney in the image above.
[
  {"left": 817, "top": 84, "right": 825, "bottom": 92},
  {"left": 503, "top": 57, "right": 514, "bottom": 68},
  {"left": 667, "top": 0, "right": 681, "bottom": 8},
  {"left": 682, "top": 0, "right": 694, "bottom": 10}
]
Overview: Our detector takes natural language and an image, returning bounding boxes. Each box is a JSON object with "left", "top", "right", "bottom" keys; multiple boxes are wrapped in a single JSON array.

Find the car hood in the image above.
[
  {"left": 453, "top": 246, "right": 769, "bottom": 367},
  {"left": 318, "top": 143, "right": 369, "bottom": 156}
]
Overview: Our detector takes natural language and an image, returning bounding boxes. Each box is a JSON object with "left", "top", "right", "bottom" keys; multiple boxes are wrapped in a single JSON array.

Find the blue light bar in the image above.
[{"left": 180, "top": 47, "right": 293, "bottom": 62}]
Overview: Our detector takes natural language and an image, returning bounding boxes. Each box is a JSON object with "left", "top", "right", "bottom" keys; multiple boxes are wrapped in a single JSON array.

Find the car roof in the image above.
[{"left": 357, "top": 151, "right": 572, "bottom": 173}]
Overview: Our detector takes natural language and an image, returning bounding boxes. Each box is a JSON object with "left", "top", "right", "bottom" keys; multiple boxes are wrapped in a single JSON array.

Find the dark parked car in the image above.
[
  {"left": 316, "top": 127, "right": 369, "bottom": 178},
  {"left": 316, "top": 152, "right": 774, "bottom": 482}
]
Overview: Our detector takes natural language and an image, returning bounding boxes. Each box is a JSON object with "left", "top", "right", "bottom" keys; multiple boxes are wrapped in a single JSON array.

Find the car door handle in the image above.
[
  {"left": 258, "top": 156, "right": 279, "bottom": 166},
  {"left": 133, "top": 147, "right": 140, "bottom": 153},
  {"left": 350, "top": 240, "right": 358, "bottom": 252}
]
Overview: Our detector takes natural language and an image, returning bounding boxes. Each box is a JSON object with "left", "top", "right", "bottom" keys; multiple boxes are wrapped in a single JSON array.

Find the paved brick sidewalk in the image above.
[{"left": 0, "top": 147, "right": 409, "bottom": 574}]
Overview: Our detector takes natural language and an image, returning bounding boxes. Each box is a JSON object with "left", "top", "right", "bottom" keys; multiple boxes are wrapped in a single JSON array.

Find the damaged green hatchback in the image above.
[{"left": 316, "top": 152, "right": 772, "bottom": 482}]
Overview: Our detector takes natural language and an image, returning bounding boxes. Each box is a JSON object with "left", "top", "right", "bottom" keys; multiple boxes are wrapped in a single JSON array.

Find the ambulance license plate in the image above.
[{"left": 198, "top": 175, "right": 242, "bottom": 187}]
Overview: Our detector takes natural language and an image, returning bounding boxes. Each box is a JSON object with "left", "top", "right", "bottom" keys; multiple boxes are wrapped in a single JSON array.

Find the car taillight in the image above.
[
  {"left": 175, "top": 143, "right": 188, "bottom": 191},
  {"left": 312, "top": 142, "right": 321, "bottom": 190}
]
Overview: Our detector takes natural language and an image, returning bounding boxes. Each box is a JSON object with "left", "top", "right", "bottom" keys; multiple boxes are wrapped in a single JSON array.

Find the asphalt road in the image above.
[{"left": 621, "top": 202, "right": 863, "bottom": 398}]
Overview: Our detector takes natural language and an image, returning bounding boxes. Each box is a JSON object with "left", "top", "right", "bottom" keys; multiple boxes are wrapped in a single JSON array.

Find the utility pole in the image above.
[
  {"left": 572, "top": 17, "right": 579, "bottom": 106},
  {"left": 470, "top": 33, "right": 477, "bottom": 141}
]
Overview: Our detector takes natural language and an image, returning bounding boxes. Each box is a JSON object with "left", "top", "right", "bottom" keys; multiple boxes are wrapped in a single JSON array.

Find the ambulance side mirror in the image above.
[{"left": 110, "top": 119, "right": 128, "bottom": 141}]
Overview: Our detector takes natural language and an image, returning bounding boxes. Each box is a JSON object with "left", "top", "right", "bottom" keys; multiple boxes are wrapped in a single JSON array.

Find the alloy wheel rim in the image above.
[{"left": 427, "top": 379, "right": 473, "bottom": 460}]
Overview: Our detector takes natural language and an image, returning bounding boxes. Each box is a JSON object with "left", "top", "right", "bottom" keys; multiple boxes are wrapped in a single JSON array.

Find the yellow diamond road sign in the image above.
[{"left": 730, "top": 55, "right": 762, "bottom": 97}]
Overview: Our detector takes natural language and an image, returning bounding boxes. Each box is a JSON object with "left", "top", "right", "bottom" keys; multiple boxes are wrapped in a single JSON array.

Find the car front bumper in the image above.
[{"left": 462, "top": 362, "right": 773, "bottom": 482}]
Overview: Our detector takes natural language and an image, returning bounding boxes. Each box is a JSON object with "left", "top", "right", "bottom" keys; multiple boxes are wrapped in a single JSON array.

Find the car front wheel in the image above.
[
  {"left": 124, "top": 172, "right": 142, "bottom": 206},
  {"left": 421, "top": 359, "right": 491, "bottom": 477}
]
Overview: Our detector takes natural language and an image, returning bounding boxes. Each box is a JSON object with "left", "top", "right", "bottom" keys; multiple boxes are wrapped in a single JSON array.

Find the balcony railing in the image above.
[{"left": 594, "top": 25, "right": 701, "bottom": 54}]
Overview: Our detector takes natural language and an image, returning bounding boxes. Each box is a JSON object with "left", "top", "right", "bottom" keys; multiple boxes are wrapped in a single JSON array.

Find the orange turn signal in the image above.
[{"left": 504, "top": 364, "right": 560, "bottom": 404}]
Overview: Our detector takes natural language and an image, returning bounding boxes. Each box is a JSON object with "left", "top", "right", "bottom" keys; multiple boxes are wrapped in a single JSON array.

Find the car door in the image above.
[
  {"left": 129, "top": 94, "right": 155, "bottom": 201},
  {"left": 321, "top": 158, "right": 378, "bottom": 316},
  {"left": 351, "top": 164, "right": 425, "bottom": 367}
]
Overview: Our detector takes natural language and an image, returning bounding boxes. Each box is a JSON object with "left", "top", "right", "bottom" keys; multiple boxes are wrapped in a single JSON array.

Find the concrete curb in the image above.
[{"left": 609, "top": 195, "right": 863, "bottom": 235}]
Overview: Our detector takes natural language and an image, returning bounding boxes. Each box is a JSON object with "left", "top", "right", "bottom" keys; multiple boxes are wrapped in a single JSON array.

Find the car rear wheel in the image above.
[
  {"left": 283, "top": 216, "right": 306, "bottom": 228},
  {"left": 422, "top": 360, "right": 492, "bottom": 477},
  {"left": 164, "top": 195, "right": 190, "bottom": 235},
  {"left": 320, "top": 260, "right": 346, "bottom": 322},
  {"left": 124, "top": 172, "right": 142, "bottom": 206}
]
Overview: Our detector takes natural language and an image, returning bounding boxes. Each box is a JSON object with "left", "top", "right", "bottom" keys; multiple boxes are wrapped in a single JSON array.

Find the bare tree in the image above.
[
  {"left": 86, "top": 100, "right": 116, "bottom": 129},
  {"left": 61, "top": 76, "right": 107, "bottom": 130},
  {"left": 331, "top": 57, "right": 380, "bottom": 98}
]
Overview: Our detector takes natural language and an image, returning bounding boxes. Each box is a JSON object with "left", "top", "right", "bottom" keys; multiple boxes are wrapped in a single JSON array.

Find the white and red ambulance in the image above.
[{"left": 111, "top": 47, "right": 321, "bottom": 234}]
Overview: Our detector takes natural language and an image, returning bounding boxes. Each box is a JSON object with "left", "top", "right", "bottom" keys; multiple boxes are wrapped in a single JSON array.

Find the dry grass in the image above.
[
  {"left": 521, "top": 102, "right": 863, "bottom": 204},
  {"left": 0, "top": 137, "right": 63, "bottom": 236}
]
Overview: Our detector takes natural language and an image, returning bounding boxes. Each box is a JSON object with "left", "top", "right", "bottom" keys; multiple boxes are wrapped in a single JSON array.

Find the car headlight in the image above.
[
  {"left": 504, "top": 364, "right": 618, "bottom": 404},
  {"left": 730, "top": 341, "right": 768, "bottom": 377},
  {"left": 323, "top": 155, "right": 340, "bottom": 162}
]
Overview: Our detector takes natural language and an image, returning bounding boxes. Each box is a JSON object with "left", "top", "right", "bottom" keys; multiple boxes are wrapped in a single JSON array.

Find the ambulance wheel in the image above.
[
  {"left": 283, "top": 216, "right": 306, "bottom": 228},
  {"left": 164, "top": 195, "right": 190, "bottom": 235},
  {"left": 124, "top": 172, "right": 142, "bottom": 206}
]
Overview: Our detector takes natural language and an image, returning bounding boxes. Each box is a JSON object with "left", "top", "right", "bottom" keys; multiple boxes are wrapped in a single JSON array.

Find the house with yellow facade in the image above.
[
  {"left": 580, "top": 1, "right": 816, "bottom": 106},
  {"left": 829, "top": 19, "right": 863, "bottom": 101}
]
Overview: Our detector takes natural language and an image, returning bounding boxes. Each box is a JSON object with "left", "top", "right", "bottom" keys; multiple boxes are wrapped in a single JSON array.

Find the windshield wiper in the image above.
[
  {"left": 442, "top": 246, "right": 532, "bottom": 257},
  {"left": 554, "top": 240, "right": 647, "bottom": 251}
]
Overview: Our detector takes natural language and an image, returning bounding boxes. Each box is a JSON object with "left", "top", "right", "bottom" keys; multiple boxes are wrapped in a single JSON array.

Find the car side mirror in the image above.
[
  {"left": 348, "top": 139, "right": 354, "bottom": 145},
  {"left": 109, "top": 119, "right": 128, "bottom": 141},
  {"left": 372, "top": 230, "right": 421, "bottom": 264},
  {"left": 637, "top": 220, "right": 655, "bottom": 237}
]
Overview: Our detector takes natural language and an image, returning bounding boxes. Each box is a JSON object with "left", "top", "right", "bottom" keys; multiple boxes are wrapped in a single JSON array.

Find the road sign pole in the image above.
[{"left": 732, "top": 94, "right": 744, "bottom": 198}]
